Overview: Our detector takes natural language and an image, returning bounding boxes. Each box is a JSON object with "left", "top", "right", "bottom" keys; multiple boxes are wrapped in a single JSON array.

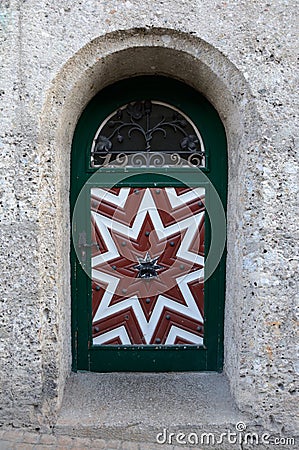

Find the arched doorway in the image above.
[{"left": 71, "top": 76, "right": 227, "bottom": 372}]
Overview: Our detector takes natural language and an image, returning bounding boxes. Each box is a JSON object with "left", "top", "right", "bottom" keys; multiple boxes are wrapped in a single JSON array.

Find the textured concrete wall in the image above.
[{"left": 0, "top": 0, "right": 298, "bottom": 434}]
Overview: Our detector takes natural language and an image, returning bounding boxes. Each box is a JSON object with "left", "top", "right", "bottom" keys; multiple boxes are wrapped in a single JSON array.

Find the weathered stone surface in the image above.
[
  {"left": 0, "top": 0, "right": 298, "bottom": 438},
  {"left": 55, "top": 372, "right": 246, "bottom": 439}
]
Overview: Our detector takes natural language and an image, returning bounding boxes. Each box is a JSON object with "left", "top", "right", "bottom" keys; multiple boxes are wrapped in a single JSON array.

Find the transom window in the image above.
[{"left": 91, "top": 101, "right": 205, "bottom": 168}]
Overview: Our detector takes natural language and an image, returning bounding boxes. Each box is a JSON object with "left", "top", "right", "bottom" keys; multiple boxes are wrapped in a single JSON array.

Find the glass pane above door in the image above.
[{"left": 90, "top": 101, "right": 206, "bottom": 169}]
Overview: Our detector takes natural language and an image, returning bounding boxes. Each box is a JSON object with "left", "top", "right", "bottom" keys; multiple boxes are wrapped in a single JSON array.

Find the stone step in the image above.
[{"left": 55, "top": 372, "right": 259, "bottom": 448}]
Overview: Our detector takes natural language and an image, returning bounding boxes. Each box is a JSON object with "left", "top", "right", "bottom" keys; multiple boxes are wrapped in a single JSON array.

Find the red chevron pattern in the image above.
[{"left": 91, "top": 187, "right": 205, "bottom": 345}]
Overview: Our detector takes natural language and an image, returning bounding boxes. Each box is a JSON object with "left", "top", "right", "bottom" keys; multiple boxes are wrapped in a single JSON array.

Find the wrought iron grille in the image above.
[{"left": 90, "top": 101, "right": 206, "bottom": 168}]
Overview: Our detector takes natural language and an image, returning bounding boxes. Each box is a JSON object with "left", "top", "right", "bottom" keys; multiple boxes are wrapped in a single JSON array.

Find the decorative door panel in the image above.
[{"left": 90, "top": 187, "right": 205, "bottom": 346}]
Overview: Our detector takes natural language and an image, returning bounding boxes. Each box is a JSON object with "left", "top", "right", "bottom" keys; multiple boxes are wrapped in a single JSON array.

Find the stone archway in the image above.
[{"left": 38, "top": 27, "right": 260, "bottom": 423}]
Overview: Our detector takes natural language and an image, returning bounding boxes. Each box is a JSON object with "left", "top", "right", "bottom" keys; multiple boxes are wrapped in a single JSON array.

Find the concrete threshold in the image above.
[{"left": 55, "top": 372, "right": 253, "bottom": 444}]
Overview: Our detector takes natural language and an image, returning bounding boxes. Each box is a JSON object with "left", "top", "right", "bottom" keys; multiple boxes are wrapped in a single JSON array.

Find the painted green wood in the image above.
[
  {"left": 71, "top": 76, "right": 227, "bottom": 372},
  {"left": 89, "top": 346, "right": 207, "bottom": 372}
]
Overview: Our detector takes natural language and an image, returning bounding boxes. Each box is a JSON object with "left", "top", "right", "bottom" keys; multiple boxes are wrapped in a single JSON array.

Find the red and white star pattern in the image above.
[{"left": 90, "top": 187, "right": 205, "bottom": 345}]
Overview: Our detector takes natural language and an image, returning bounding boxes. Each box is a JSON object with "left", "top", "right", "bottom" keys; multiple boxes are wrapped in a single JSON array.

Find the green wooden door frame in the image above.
[{"left": 71, "top": 76, "right": 227, "bottom": 372}]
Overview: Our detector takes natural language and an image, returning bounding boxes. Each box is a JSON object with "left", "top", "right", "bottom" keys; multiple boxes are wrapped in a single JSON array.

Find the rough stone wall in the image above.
[{"left": 0, "top": 0, "right": 298, "bottom": 434}]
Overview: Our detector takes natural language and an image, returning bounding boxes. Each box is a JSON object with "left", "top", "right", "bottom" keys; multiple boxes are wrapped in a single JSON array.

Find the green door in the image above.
[{"left": 71, "top": 76, "right": 227, "bottom": 372}]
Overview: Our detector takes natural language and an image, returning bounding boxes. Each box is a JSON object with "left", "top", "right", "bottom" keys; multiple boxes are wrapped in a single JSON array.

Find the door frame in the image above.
[{"left": 70, "top": 76, "right": 227, "bottom": 372}]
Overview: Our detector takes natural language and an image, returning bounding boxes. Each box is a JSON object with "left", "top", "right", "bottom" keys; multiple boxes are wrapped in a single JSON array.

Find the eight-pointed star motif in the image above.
[{"left": 90, "top": 187, "right": 205, "bottom": 345}]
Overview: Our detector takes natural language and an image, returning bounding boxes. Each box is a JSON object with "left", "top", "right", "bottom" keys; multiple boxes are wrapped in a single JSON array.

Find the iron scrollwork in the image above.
[{"left": 91, "top": 101, "right": 205, "bottom": 168}]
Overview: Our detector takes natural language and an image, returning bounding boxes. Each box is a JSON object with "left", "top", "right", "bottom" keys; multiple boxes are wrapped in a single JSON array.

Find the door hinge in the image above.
[{"left": 78, "top": 231, "right": 100, "bottom": 262}]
